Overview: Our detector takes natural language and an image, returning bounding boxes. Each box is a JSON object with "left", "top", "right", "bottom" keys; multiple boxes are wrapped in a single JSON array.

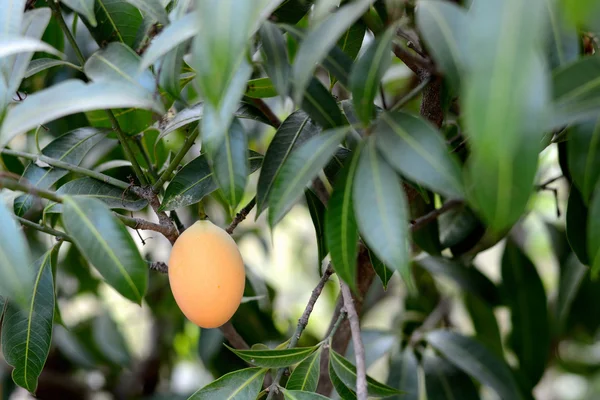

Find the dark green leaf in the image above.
[
  {"left": 305, "top": 190, "right": 327, "bottom": 264},
  {"left": 337, "top": 21, "right": 366, "bottom": 61},
  {"left": 46, "top": 178, "right": 147, "bottom": 213},
  {"left": 213, "top": 118, "right": 248, "bottom": 208},
  {"left": 350, "top": 25, "right": 393, "bottom": 125},
  {"left": 227, "top": 345, "right": 318, "bottom": 368},
  {"left": 272, "top": 0, "right": 313, "bottom": 24},
  {"left": 260, "top": 21, "right": 291, "bottom": 97},
  {"left": 123, "top": 0, "right": 168, "bottom": 25},
  {"left": 0, "top": 202, "right": 33, "bottom": 308},
  {"left": 423, "top": 350, "right": 479, "bottom": 400},
  {"left": 268, "top": 127, "right": 348, "bottom": 227},
  {"left": 588, "top": 182, "right": 600, "bottom": 277},
  {"left": 426, "top": 330, "right": 524, "bottom": 400},
  {"left": 62, "top": 196, "right": 148, "bottom": 304},
  {"left": 2, "top": 247, "right": 57, "bottom": 393},
  {"left": 416, "top": 257, "right": 500, "bottom": 306},
  {"left": 353, "top": 138, "right": 411, "bottom": 288},
  {"left": 302, "top": 78, "right": 348, "bottom": 129},
  {"left": 567, "top": 117, "right": 600, "bottom": 203},
  {"left": 464, "top": 293, "right": 503, "bottom": 358},
  {"left": 375, "top": 111, "right": 464, "bottom": 199},
  {"left": 438, "top": 205, "right": 484, "bottom": 251},
  {"left": 502, "top": 240, "right": 549, "bottom": 388},
  {"left": 282, "top": 389, "right": 330, "bottom": 400},
  {"left": 14, "top": 128, "right": 104, "bottom": 217},
  {"left": 291, "top": 0, "right": 371, "bottom": 102},
  {"left": 0, "top": 80, "right": 164, "bottom": 147},
  {"left": 326, "top": 147, "right": 360, "bottom": 290},
  {"left": 566, "top": 186, "right": 590, "bottom": 265},
  {"left": 387, "top": 348, "right": 419, "bottom": 400},
  {"left": 368, "top": 249, "right": 393, "bottom": 290},
  {"left": 61, "top": 0, "right": 97, "bottom": 26},
  {"left": 92, "top": 311, "right": 131, "bottom": 366},
  {"left": 85, "top": 0, "right": 144, "bottom": 47},
  {"left": 245, "top": 77, "right": 279, "bottom": 98},
  {"left": 544, "top": 0, "right": 580, "bottom": 69},
  {"left": 287, "top": 347, "right": 321, "bottom": 392},
  {"left": 346, "top": 330, "right": 396, "bottom": 368},
  {"left": 329, "top": 350, "right": 400, "bottom": 397},
  {"left": 329, "top": 359, "right": 356, "bottom": 400},
  {"left": 188, "top": 367, "right": 266, "bottom": 400},
  {"left": 416, "top": 0, "right": 467, "bottom": 91},
  {"left": 556, "top": 254, "right": 587, "bottom": 334},
  {"left": 552, "top": 55, "right": 600, "bottom": 127}
]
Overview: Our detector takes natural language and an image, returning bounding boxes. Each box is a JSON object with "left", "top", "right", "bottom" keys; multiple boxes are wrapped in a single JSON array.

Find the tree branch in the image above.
[
  {"left": 152, "top": 127, "right": 200, "bottom": 193},
  {"left": 16, "top": 216, "right": 72, "bottom": 242},
  {"left": 47, "top": 0, "right": 86, "bottom": 66},
  {"left": 266, "top": 264, "right": 334, "bottom": 399},
  {"left": 106, "top": 110, "right": 149, "bottom": 186},
  {"left": 340, "top": 281, "right": 367, "bottom": 400},
  {"left": 392, "top": 44, "right": 431, "bottom": 75},
  {"left": 411, "top": 199, "right": 463, "bottom": 232},
  {"left": 249, "top": 98, "right": 282, "bottom": 128},
  {"left": 226, "top": 197, "right": 256, "bottom": 234},
  {"left": 220, "top": 321, "right": 250, "bottom": 350}
]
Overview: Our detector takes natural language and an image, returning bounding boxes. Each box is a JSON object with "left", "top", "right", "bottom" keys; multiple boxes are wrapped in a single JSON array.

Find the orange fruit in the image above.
[{"left": 168, "top": 220, "right": 245, "bottom": 328}]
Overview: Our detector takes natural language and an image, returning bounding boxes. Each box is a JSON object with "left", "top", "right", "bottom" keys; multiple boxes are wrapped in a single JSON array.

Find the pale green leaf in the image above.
[
  {"left": 227, "top": 345, "right": 318, "bottom": 368},
  {"left": 24, "top": 58, "right": 81, "bottom": 78},
  {"left": 287, "top": 347, "right": 321, "bottom": 391},
  {"left": 260, "top": 21, "right": 291, "bottom": 97},
  {"left": 123, "top": 0, "right": 168, "bottom": 24},
  {"left": 187, "top": 367, "right": 267, "bottom": 400},
  {"left": 213, "top": 118, "right": 249, "bottom": 208},
  {"left": 0, "top": 36, "right": 63, "bottom": 60},
  {"left": 61, "top": 0, "right": 97, "bottom": 26}
]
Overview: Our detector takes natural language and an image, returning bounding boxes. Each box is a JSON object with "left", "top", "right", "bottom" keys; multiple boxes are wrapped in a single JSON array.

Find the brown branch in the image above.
[
  {"left": 266, "top": 264, "right": 334, "bottom": 399},
  {"left": 226, "top": 197, "right": 256, "bottom": 234},
  {"left": 131, "top": 186, "right": 178, "bottom": 244},
  {"left": 392, "top": 44, "right": 431, "bottom": 75},
  {"left": 341, "top": 281, "right": 367, "bottom": 400},
  {"left": 249, "top": 98, "right": 282, "bottom": 128},
  {"left": 410, "top": 199, "right": 463, "bottom": 232},
  {"left": 220, "top": 321, "right": 249, "bottom": 350}
]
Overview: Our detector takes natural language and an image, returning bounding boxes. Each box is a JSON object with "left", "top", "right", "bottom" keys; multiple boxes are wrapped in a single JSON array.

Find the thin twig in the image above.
[
  {"left": 411, "top": 199, "right": 463, "bottom": 232},
  {"left": 0, "top": 148, "right": 131, "bottom": 190},
  {"left": 16, "top": 216, "right": 72, "bottom": 242},
  {"left": 152, "top": 127, "right": 200, "bottom": 193},
  {"left": 134, "top": 135, "right": 159, "bottom": 181},
  {"left": 409, "top": 297, "right": 452, "bottom": 346},
  {"left": 226, "top": 197, "right": 257, "bottom": 234},
  {"left": 221, "top": 321, "right": 249, "bottom": 350},
  {"left": 266, "top": 264, "right": 335, "bottom": 400},
  {"left": 249, "top": 98, "right": 282, "bottom": 128},
  {"left": 390, "top": 77, "right": 431, "bottom": 111},
  {"left": 0, "top": 176, "right": 62, "bottom": 203},
  {"left": 47, "top": 0, "right": 86, "bottom": 66},
  {"left": 340, "top": 282, "right": 367, "bottom": 400},
  {"left": 106, "top": 110, "right": 149, "bottom": 186}
]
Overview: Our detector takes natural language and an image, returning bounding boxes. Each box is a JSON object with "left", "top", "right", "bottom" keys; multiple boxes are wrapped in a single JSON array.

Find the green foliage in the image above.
[{"left": 0, "top": 0, "right": 599, "bottom": 397}]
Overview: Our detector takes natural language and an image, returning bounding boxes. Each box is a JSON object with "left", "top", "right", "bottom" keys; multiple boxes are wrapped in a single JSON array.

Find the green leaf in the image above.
[
  {"left": 567, "top": 117, "right": 600, "bottom": 203},
  {"left": 329, "top": 350, "right": 401, "bottom": 397},
  {"left": 140, "top": 12, "right": 197, "bottom": 71},
  {"left": 61, "top": 0, "right": 97, "bottom": 26},
  {"left": 350, "top": 25, "right": 393, "bottom": 125},
  {"left": 287, "top": 347, "right": 321, "bottom": 392},
  {"left": 272, "top": 0, "right": 313, "bottom": 24},
  {"left": 387, "top": 348, "right": 419, "bottom": 400},
  {"left": 260, "top": 21, "right": 291, "bottom": 97},
  {"left": 0, "top": 0, "right": 26, "bottom": 38},
  {"left": 291, "top": 0, "right": 371, "bottom": 102},
  {"left": 245, "top": 77, "right": 278, "bottom": 99},
  {"left": 426, "top": 330, "right": 524, "bottom": 400},
  {"left": 556, "top": 254, "right": 587, "bottom": 333},
  {"left": 353, "top": 138, "right": 411, "bottom": 289},
  {"left": 92, "top": 311, "right": 131, "bottom": 366},
  {"left": 552, "top": 55, "right": 600, "bottom": 127},
  {"left": 188, "top": 367, "right": 267, "bottom": 400},
  {"left": 24, "top": 58, "right": 81, "bottom": 78},
  {"left": 346, "top": 330, "right": 396, "bottom": 368},
  {"left": 161, "top": 151, "right": 262, "bottom": 211},
  {"left": 282, "top": 389, "right": 330, "bottom": 400},
  {"left": 0, "top": 36, "right": 63, "bottom": 60},
  {"left": 0, "top": 201, "right": 33, "bottom": 308},
  {"left": 156, "top": 0, "right": 188, "bottom": 100},
  {"left": 588, "top": 182, "right": 600, "bottom": 277},
  {"left": 464, "top": 292, "right": 503, "bottom": 358},
  {"left": 375, "top": 111, "right": 464, "bottom": 199},
  {"left": 544, "top": 0, "right": 580, "bottom": 69},
  {"left": 416, "top": 0, "right": 467, "bottom": 91},
  {"left": 123, "top": 0, "right": 168, "bottom": 24},
  {"left": 13, "top": 127, "right": 104, "bottom": 217},
  {"left": 46, "top": 178, "right": 147, "bottom": 213},
  {"left": 213, "top": 118, "right": 248, "bottom": 208},
  {"left": 84, "top": 42, "right": 155, "bottom": 92},
  {"left": 2, "top": 247, "right": 57, "bottom": 393},
  {"left": 463, "top": 0, "right": 548, "bottom": 232},
  {"left": 302, "top": 78, "right": 348, "bottom": 129},
  {"left": 566, "top": 186, "right": 590, "bottom": 265},
  {"left": 61, "top": 196, "right": 148, "bottom": 304},
  {"left": 326, "top": 147, "right": 360, "bottom": 290},
  {"left": 84, "top": 0, "right": 144, "bottom": 47},
  {"left": 502, "top": 240, "right": 550, "bottom": 388},
  {"left": 8, "top": 8, "right": 53, "bottom": 95},
  {"left": 256, "top": 111, "right": 321, "bottom": 215},
  {"left": 368, "top": 249, "right": 393, "bottom": 290},
  {"left": 331, "top": 20, "right": 365, "bottom": 86},
  {"left": 416, "top": 257, "right": 500, "bottom": 306},
  {"left": 227, "top": 345, "right": 318, "bottom": 368},
  {"left": 423, "top": 350, "right": 479, "bottom": 400},
  {"left": 329, "top": 358, "right": 356, "bottom": 400},
  {"left": 0, "top": 80, "right": 164, "bottom": 147},
  {"left": 305, "top": 190, "right": 327, "bottom": 264},
  {"left": 268, "top": 127, "right": 348, "bottom": 227},
  {"left": 438, "top": 205, "right": 485, "bottom": 252}
]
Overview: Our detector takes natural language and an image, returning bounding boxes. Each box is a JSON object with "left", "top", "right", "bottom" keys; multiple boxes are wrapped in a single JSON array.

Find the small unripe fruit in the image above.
[{"left": 168, "top": 220, "right": 245, "bottom": 328}]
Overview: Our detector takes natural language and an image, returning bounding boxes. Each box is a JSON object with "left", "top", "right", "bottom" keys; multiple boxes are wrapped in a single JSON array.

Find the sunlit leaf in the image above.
[
  {"left": 282, "top": 389, "right": 330, "bottom": 400},
  {"left": 329, "top": 359, "right": 356, "bottom": 400},
  {"left": 187, "top": 367, "right": 267, "bottom": 400},
  {"left": 259, "top": 21, "right": 291, "bottom": 97},
  {"left": 212, "top": 118, "right": 248, "bottom": 208},
  {"left": 245, "top": 77, "right": 278, "bottom": 99},
  {"left": 0, "top": 36, "right": 63, "bottom": 60},
  {"left": 84, "top": 0, "right": 144, "bottom": 48},
  {"left": 227, "top": 345, "right": 318, "bottom": 368},
  {"left": 24, "top": 58, "right": 80, "bottom": 78},
  {"left": 61, "top": 0, "right": 97, "bottom": 26},
  {"left": 62, "top": 196, "right": 148, "bottom": 304},
  {"left": 287, "top": 347, "right": 321, "bottom": 392}
]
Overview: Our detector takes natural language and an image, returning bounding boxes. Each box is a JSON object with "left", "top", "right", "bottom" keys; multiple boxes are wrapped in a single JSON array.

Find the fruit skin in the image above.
[{"left": 168, "top": 220, "right": 245, "bottom": 328}]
